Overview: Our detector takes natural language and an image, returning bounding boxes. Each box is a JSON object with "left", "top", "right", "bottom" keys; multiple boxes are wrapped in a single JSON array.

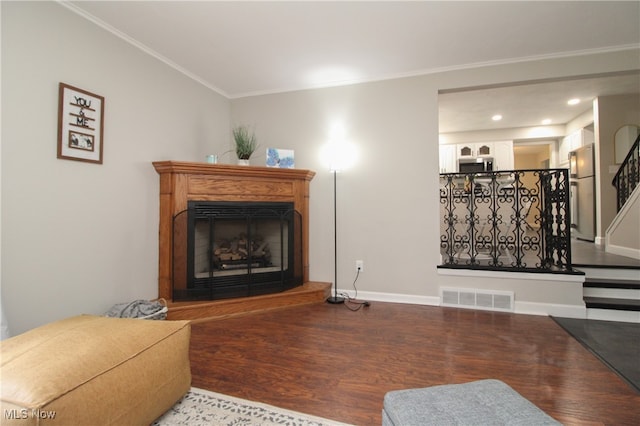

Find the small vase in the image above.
[{"left": 237, "top": 159, "right": 250, "bottom": 166}]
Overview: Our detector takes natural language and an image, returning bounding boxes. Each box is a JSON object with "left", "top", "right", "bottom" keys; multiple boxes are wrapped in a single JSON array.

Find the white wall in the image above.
[
  {"left": 1, "top": 2, "right": 230, "bottom": 334},
  {"left": 231, "top": 49, "right": 640, "bottom": 311}
]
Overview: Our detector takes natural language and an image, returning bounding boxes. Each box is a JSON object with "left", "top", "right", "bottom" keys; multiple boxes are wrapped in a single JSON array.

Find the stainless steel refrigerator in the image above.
[{"left": 569, "top": 144, "right": 595, "bottom": 241}]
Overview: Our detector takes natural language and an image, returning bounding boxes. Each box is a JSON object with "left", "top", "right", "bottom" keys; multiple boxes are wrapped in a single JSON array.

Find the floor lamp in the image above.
[{"left": 327, "top": 167, "right": 344, "bottom": 304}]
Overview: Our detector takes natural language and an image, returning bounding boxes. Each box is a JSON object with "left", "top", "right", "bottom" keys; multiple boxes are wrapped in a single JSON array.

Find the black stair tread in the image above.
[
  {"left": 584, "top": 296, "right": 640, "bottom": 311},
  {"left": 584, "top": 277, "right": 640, "bottom": 289}
]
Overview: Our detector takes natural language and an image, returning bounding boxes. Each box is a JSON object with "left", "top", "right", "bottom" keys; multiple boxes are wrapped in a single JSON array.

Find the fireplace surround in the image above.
[{"left": 153, "top": 161, "right": 315, "bottom": 302}]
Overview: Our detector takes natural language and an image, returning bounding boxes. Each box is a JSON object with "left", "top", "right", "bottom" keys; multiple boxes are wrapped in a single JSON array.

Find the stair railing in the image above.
[{"left": 612, "top": 133, "right": 640, "bottom": 212}]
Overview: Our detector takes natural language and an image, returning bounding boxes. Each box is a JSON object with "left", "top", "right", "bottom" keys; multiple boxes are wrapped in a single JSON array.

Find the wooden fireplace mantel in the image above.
[{"left": 152, "top": 161, "right": 316, "bottom": 301}]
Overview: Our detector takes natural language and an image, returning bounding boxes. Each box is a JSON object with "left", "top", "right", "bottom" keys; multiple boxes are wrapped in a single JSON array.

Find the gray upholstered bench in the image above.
[{"left": 382, "top": 379, "right": 561, "bottom": 425}]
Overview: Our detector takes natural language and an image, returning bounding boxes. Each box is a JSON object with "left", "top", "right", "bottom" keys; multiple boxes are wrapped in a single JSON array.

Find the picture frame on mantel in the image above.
[
  {"left": 57, "top": 83, "right": 105, "bottom": 164},
  {"left": 266, "top": 148, "right": 295, "bottom": 168}
]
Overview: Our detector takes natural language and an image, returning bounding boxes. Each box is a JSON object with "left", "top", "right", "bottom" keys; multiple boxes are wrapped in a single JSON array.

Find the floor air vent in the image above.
[{"left": 440, "top": 287, "right": 514, "bottom": 312}]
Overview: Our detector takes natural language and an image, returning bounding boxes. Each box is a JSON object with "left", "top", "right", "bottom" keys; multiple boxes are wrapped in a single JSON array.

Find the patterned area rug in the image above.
[{"left": 153, "top": 387, "right": 352, "bottom": 426}]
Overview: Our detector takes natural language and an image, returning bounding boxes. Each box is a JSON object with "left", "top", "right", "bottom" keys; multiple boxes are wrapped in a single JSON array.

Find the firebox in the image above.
[{"left": 171, "top": 201, "right": 302, "bottom": 301}]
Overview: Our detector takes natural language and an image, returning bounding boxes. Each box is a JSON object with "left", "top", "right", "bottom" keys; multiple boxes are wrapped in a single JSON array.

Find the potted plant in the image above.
[{"left": 233, "top": 125, "right": 258, "bottom": 165}]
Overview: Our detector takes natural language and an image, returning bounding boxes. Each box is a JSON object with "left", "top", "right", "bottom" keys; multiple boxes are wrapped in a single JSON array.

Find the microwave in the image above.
[{"left": 458, "top": 157, "right": 494, "bottom": 173}]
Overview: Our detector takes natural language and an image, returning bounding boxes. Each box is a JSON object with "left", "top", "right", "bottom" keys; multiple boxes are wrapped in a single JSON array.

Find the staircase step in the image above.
[
  {"left": 584, "top": 296, "right": 640, "bottom": 311},
  {"left": 578, "top": 267, "right": 640, "bottom": 281},
  {"left": 584, "top": 277, "right": 640, "bottom": 289},
  {"left": 584, "top": 287, "right": 640, "bottom": 299},
  {"left": 587, "top": 308, "right": 640, "bottom": 323}
]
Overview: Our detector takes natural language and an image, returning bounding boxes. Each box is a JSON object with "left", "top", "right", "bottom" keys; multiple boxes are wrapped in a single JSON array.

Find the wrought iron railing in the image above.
[
  {"left": 439, "top": 169, "right": 573, "bottom": 273},
  {"left": 612, "top": 133, "right": 640, "bottom": 212}
]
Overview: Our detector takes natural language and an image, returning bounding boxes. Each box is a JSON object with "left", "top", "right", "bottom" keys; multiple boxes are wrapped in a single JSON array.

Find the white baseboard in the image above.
[
  {"left": 337, "top": 289, "right": 439, "bottom": 306},
  {"left": 339, "top": 289, "right": 586, "bottom": 318},
  {"left": 342, "top": 289, "right": 640, "bottom": 323},
  {"left": 606, "top": 243, "right": 640, "bottom": 260}
]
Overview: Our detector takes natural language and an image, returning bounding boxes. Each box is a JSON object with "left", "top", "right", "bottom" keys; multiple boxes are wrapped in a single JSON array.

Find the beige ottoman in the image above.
[{"left": 1, "top": 315, "right": 191, "bottom": 425}]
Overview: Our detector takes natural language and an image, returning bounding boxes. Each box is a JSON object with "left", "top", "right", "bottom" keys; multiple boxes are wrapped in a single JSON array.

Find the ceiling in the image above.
[
  {"left": 438, "top": 72, "right": 640, "bottom": 134},
  {"left": 64, "top": 1, "right": 640, "bottom": 134}
]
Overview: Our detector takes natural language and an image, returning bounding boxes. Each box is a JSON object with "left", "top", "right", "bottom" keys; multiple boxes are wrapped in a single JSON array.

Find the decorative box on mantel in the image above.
[{"left": 152, "top": 161, "right": 316, "bottom": 303}]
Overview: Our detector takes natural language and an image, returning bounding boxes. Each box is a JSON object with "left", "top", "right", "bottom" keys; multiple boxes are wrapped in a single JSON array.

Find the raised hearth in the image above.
[{"left": 167, "top": 281, "right": 331, "bottom": 322}]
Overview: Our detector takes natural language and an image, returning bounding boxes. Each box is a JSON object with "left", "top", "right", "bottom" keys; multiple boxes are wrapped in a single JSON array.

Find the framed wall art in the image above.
[{"left": 57, "top": 83, "right": 105, "bottom": 164}]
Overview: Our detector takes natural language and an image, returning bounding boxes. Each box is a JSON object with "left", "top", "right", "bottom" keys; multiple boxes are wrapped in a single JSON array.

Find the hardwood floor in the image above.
[{"left": 189, "top": 302, "right": 640, "bottom": 425}]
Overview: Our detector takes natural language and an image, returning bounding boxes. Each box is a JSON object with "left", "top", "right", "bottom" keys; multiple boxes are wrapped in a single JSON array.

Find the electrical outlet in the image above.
[{"left": 356, "top": 260, "right": 364, "bottom": 273}]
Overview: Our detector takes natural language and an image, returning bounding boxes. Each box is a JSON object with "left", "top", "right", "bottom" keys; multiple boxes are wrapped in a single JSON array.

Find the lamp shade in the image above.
[{"left": 322, "top": 139, "right": 357, "bottom": 172}]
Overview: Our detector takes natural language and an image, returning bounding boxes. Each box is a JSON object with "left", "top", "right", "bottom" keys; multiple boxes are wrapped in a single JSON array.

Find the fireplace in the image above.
[
  {"left": 172, "top": 201, "right": 302, "bottom": 301},
  {"left": 153, "top": 161, "right": 315, "bottom": 303}
]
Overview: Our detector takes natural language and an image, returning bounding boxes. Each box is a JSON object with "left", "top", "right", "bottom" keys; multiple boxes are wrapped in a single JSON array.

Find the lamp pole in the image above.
[{"left": 327, "top": 168, "right": 344, "bottom": 304}]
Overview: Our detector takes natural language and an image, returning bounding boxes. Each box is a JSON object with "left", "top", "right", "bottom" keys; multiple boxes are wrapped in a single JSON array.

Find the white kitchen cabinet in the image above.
[
  {"left": 439, "top": 144, "right": 457, "bottom": 173},
  {"left": 558, "top": 135, "right": 572, "bottom": 166},
  {"left": 559, "top": 133, "right": 581, "bottom": 165},
  {"left": 454, "top": 141, "right": 513, "bottom": 171},
  {"left": 559, "top": 128, "right": 595, "bottom": 166},
  {"left": 492, "top": 140, "right": 514, "bottom": 171},
  {"left": 456, "top": 143, "right": 493, "bottom": 159}
]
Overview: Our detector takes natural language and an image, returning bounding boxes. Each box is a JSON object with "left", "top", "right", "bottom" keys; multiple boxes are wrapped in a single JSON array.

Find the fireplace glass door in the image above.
[{"left": 172, "top": 201, "right": 302, "bottom": 301}]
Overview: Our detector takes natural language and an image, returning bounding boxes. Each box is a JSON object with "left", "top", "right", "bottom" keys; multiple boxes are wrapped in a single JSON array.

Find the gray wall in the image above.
[
  {"left": 232, "top": 78, "right": 436, "bottom": 296},
  {"left": 1, "top": 2, "right": 230, "bottom": 334}
]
